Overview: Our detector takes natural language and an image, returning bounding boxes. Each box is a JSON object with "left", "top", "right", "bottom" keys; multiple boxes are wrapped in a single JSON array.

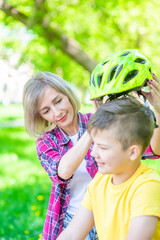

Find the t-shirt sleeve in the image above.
[
  {"left": 81, "top": 185, "right": 93, "bottom": 211},
  {"left": 131, "top": 180, "right": 160, "bottom": 219}
]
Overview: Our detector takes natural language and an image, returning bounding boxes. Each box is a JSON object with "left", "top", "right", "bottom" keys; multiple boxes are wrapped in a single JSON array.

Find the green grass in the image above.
[
  {"left": 0, "top": 126, "right": 51, "bottom": 239},
  {"left": 0, "top": 104, "right": 159, "bottom": 239},
  {"left": 144, "top": 159, "right": 160, "bottom": 174},
  {"left": 0, "top": 105, "right": 51, "bottom": 239},
  {"left": 0, "top": 104, "right": 24, "bottom": 121}
]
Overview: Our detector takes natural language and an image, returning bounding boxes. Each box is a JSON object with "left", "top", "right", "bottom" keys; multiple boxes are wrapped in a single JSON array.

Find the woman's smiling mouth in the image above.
[{"left": 58, "top": 114, "right": 67, "bottom": 122}]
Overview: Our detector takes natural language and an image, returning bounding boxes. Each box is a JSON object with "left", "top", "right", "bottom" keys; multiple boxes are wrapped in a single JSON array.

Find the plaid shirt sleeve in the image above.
[
  {"left": 36, "top": 135, "right": 70, "bottom": 184},
  {"left": 142, "top": 145, "right": 160, "bottom": 160}
]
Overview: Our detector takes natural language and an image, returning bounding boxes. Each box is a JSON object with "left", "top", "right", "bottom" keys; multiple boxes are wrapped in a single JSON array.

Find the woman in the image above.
[
  {"left": 23, "top": 71, "right": 159, "bottom": 240},
  {"left": 23, "top": 72, "right": 98, "bottom": 240}
]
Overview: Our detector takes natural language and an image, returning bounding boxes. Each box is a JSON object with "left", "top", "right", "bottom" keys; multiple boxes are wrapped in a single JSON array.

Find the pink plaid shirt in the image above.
[
  {"left": 36, "top": 112, "right": 159, "bottom": 240},
  {"left": 36, "top": 113, "right": 98, "bottom": 240}
]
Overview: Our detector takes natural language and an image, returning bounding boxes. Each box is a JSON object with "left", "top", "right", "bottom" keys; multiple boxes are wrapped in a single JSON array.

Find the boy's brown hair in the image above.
[{"left": 87, "top": 96, "right": 154, "bottom": 154}]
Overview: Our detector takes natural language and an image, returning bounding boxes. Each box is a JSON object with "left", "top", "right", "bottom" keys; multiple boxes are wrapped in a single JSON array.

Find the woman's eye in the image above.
[
  {"left": 56, "top": 98, "right": 62, "bottom": 104},
  {"left": 43, "top": 109, "right": 49, "bottom": 114}
]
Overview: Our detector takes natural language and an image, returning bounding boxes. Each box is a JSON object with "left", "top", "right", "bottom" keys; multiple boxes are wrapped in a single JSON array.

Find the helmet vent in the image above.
[
  {"left": 101, "top": 60, "right": 109, "bottom": 66},
  {"left": 143, "top": 78, "right": 149, "bottom": 86},
  {"left": 123, "top": 70, "right": 139, "bottom": 84},
  {"left": 134, "top": 58, "right": 146, "bottom": 64},
  {"left": 90, "top": 75, "right": 95, "bottom": 87},
  {"left": 89, "top": 76, "right": 91, "bottom": 86},
  {"left": 108, "top": 65, "right": 118, "bottom": 83},
  {"left": 149, "top": 68, "right": 152, "bottom": 74},
  {"left": 115, "top": 64, "right": 123, "bottom": 78},
  {"left": 97, "top": 73, "right": 103, "bottom": 87},
  {"left": 119, "top": 51, "right": 130, "bottom": 57}
]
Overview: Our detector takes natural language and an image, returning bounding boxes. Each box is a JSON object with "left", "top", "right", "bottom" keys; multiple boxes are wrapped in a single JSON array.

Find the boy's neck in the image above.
[{"left": 111, "top": 161, "right": 141, "bottom": 185}]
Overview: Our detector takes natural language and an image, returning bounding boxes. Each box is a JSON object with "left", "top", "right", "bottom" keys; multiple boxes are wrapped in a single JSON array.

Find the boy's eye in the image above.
[
  {"left": 99, "top": 146, "right": 108, "bottom": 150},
  {"left": 100, "top": 147, "right": 107, "bottom": 150}
]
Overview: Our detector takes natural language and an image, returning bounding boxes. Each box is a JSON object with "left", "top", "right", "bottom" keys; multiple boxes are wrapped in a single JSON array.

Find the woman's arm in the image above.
[
  {"left": 142, "top": 73, "right": 160, "bottom": 155},
  {"left": 58, "top": 131, "right": 93, "bottom": 180},
  {"left": 150, "top": 111, "right": 160, "bottom": 155},
  {"left": 37, "top": 130, "right": 93, "bottom": 182}
]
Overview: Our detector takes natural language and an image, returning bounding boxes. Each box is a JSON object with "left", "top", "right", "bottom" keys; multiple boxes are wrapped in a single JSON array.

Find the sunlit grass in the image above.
[
  {"left": 0, "top": 104, "right": 51, "bottom": 239},
  {"left": 0, "top": 104, "right": 24, "bottom": 121},
  {"left": 0, "top": 180, "right": 51, "bottom": 239},
  {"left": 0, "top": 124, "right": 51, "bottom": 239},
  {"left": 0, "top": 130, "right": 51, "bottom": 239},
  {"left": 145, "top": 159, "right": 160, "bottom": 174}
]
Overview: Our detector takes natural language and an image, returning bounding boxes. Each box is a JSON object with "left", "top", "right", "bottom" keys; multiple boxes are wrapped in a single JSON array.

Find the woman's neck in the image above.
[{"left": 63, "top": 114, "right": 79, "bottom": 136}]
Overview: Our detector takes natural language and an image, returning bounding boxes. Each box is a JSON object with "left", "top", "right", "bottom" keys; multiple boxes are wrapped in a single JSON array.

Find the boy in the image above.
[{"left": 58, "top": 96, "right": 160, "bottom": 240}]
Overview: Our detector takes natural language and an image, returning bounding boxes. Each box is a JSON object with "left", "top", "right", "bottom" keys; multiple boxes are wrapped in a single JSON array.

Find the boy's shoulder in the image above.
[
  {"left": 88, "top": 163, "right": 160, "bottom": 192},
  {"left": 134, "top": 163, "right": 160, "bottom": 184},
  {"left": 130, "top": 163, "right": 160, "bottom": 197},
  {"left": 129, "top": 164, "right": 160, "bottom": 219}
]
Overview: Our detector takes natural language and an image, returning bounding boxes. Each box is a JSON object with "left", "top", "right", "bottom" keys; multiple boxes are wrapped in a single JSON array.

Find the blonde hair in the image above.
[{"left": 23, "top": 72, "right": 81, "bottom": 138}]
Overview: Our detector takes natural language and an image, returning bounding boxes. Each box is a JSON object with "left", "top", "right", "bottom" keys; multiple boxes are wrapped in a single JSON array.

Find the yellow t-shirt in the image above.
[{"left": 81, "top": 163, "right": 160, "bottom": 240}]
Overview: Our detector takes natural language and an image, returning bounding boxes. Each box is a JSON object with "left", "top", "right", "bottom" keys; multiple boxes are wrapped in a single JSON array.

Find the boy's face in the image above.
[{"left": 91, "top": 128, "right": 131, "bottom": 175}]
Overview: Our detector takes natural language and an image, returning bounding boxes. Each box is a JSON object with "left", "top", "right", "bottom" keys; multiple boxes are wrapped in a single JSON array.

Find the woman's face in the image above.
[{"left": 38, "top": 86, "right": 78, "bottom": 134}]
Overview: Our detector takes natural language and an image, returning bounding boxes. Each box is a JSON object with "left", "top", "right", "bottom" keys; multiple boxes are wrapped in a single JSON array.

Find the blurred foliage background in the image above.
[
  {"left": 1, "top": 0, "right": 160, "bottom": 90},
  {"left": 0, "top": 0, "right": 160, "bottom": 239}
]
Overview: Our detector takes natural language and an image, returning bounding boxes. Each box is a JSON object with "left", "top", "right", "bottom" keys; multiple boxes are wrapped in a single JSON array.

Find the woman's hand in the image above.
[
  {"left": 141, "top": 73, "right": 160, "bottom": 113},
  {"left": 91, "top": 100, "right": 103, "bottom": 113},
  {"left": 142, "top": 73, "right": 160, "bottom": 155}
]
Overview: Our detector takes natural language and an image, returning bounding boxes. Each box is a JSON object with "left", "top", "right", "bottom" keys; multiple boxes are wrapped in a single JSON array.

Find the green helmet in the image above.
[{"left": 89, "top": 49, "right": 152, "bottom": 100}]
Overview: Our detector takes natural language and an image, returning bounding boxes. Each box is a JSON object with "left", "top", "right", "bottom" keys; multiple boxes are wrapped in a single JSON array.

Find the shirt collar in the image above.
[{"left": 54, "top": 112, "right": 87, "bottom": 145}]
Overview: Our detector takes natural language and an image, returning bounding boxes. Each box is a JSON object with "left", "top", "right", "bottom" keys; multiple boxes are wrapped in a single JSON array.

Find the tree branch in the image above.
[
  {"left": 0, "top": 0, "right": 97, "bottom": 72},
  {"left": 0, "top": 0, "right": 28, "bottom": 24}
]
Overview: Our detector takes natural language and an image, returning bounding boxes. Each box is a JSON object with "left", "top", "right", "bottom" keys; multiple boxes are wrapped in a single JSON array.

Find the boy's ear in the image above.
[{"left": 129, "top": 145, "right": 141, "bottom": 161}]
